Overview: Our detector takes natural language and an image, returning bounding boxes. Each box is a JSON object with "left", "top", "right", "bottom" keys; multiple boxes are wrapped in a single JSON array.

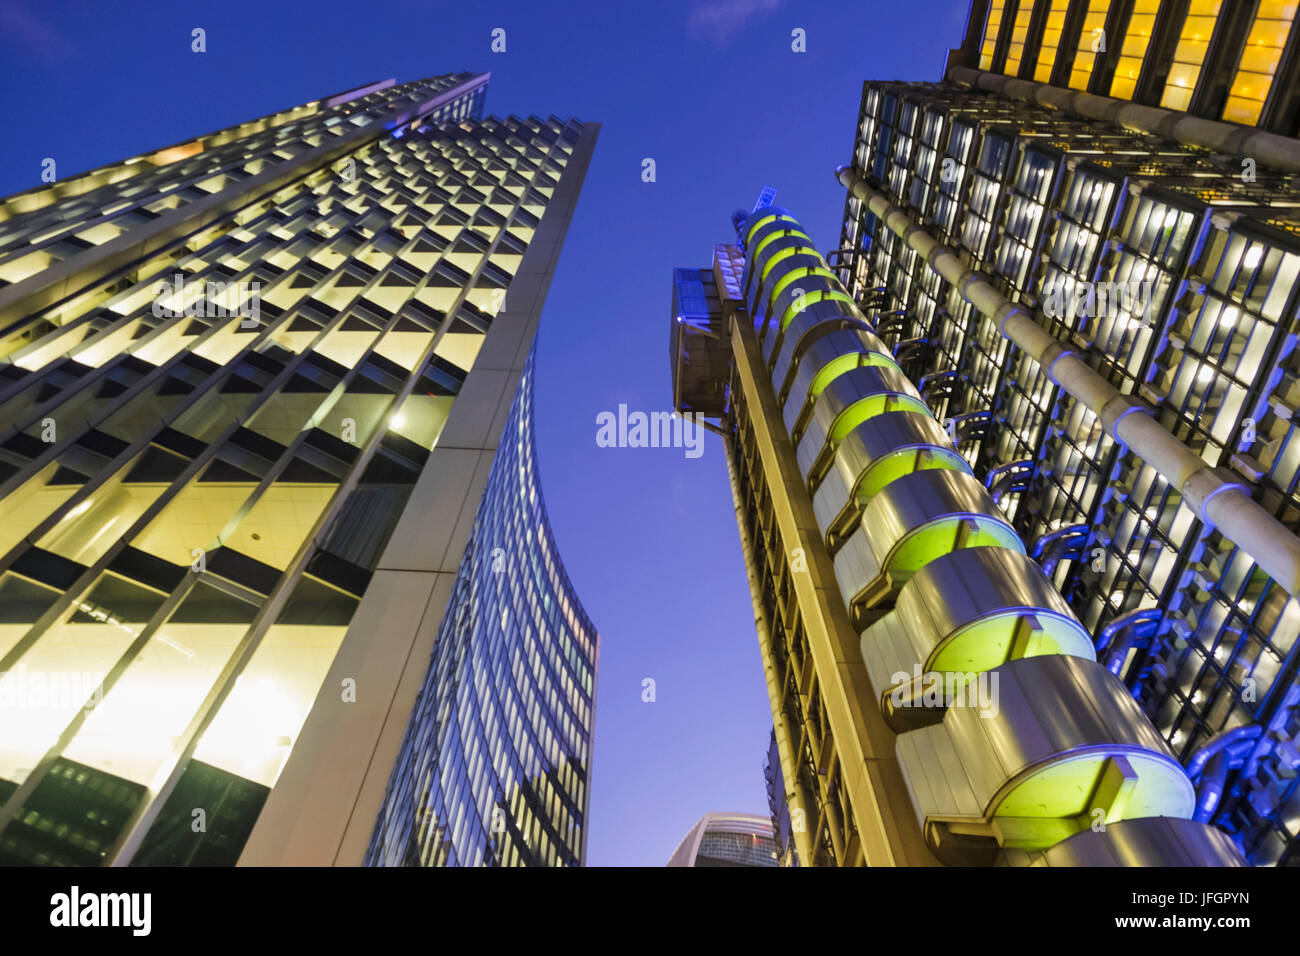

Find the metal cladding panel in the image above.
[
  {"left": 1038, "top": 817, "right": 1249, "bottom": 867},
  {"left": 896, "top": 722, "right": 984, "bottom": 819},
  {"left": 943, "top": 655, "right": 1191, "bottom": 813},
  {"left": 765, "top": 267, "right": 839, "bottom": 321},
  {"left": 814, "top": 413, "right": 962, "bottom": 542},
  {"left": 860, "top": 467, "right": 1017, "bottom": 565},
  {"left": 779, "top": 330, "right": 895, "bottom": 425},
  {"left": 812, "top": 473, "right": 851, "bottom": 545},
  {"left": 894, "top": 547, "right": 1092, "bottom": 656},
  {"left": 780, "top": 309, "right": 890, "bottom": 367},
  {"left": 743, "top": 210, "right": 804, "bottom": 270},
  {"left": 749, "top": 240, "right": 823, "bottom": 317},
  {"left": 749, "top": 240, "right": 824, "bottom": 306},
  {"left": 769, "top": 304, "right": 873, "bottom": 387},
  {"left": 794, "top": 364, "right": 923, "bottom": 470},
  {"left": 833, "top": 526, "right": 884, "bottom": 609},
  {"left": 861, "top": 611, "right": 926, "bottom": 694}
]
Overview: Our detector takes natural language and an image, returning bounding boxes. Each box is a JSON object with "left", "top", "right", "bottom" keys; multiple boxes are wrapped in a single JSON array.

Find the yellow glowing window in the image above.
[
  {"left": 1033, "top": 3, "right": 1070, "bottom": 82},
  {"left": 1222, "top": 0, "right": 1296, "bottom": 126},
  {"left": 1108, "top": 0, "right": 1161, "bottom": 99},
  {"left": 1004, "top": 4, "right": 1035, "bottom": 76},
  {"left": 1068, "top": 0, "right": 1113, "bottom": 90},
  {"left": 1159, "top": 0, "right": 1224, "bottom": 111},
  {"left": 981, "top": 0, "right": 1007, "bottom": 70}
]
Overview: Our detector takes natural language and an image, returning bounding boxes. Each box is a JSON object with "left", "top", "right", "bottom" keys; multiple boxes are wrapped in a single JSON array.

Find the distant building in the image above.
[
  {"left": 667, "top": 812, "right": 778, "bottom": 867},
  {"left": 763, "top": 730, "right": 799, "bottom": 866}
]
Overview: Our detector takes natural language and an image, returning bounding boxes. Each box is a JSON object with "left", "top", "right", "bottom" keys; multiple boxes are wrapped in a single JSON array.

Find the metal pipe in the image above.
[
  {"left": 722, "top": 431, "right": 817, "bottom": 866},
  {"left": 1195, "top": 750, "right": 1230, "bottom": 823},
  {"left": 1186, "top": 724, "right": 1263, "bottom": 779},
  {"left": 1188, "top": 725, "right": 1262, "bottom": 823},
  {"left": 945, "top": 66, "right": 1300, "bottom": 175},
  {"left": 837, "top": 164, "right": 1300, "bottom": 598}
]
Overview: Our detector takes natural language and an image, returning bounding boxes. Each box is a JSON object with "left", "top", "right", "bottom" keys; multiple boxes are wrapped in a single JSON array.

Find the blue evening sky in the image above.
[{"left": 0, "top": 0, "right": 968, "bottom": 865}]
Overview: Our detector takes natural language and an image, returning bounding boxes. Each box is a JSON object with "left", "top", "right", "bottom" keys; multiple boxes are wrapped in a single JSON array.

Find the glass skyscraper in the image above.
[
  {"left": 675, "top": 200, "right": 1248, "bottom": 868},
  {"left": 366, "top": 344, "right": 598, "bottom": 867},
  {"left": 0, "top": 71, "right": 599, "bottom": 866}
]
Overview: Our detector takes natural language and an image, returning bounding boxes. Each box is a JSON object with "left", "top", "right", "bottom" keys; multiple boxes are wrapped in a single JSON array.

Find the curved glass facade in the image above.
[
  {"left": 366, "top": 345, "right": 598, "bottom": 867},
  {"left": 667, "top": 812, "right": 778, "bottom": 867}
]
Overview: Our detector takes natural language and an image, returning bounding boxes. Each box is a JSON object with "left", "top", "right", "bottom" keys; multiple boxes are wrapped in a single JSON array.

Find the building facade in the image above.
[
  {"left": 953, "top": 0, "right": 1300, "bottom": 131},
  {"left": 827, "top": 0, "right": 1300, "bottom": 866},
  {"left": 666, "top": 812, "right": 779, "bottom": 867},
  {"left": 675, "top": 194, "right": 1252, "bottom": 866},
  {"left": 365, "top": 345, "right": 598, "bottom": 867},
  {"left": 0, "top": 72, "right": 598, "bottom": 866},
  {"left": 669, "top": 0, "right": 1300, "bottom": 870}
]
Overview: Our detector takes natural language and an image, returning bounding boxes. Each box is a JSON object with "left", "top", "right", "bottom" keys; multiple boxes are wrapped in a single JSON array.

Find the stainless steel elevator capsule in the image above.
[{"left": 735, "top": 206, "right": 1241, "bottom": 866}]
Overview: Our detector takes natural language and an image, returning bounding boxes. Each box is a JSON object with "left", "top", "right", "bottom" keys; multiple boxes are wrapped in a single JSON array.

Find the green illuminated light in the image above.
[
  {"left": 928, "top": 612, "right": 1096, "bottom": 675},
  {"left": 854, "top": 445, "right": 970, "bottom": 505},
  {"left": 808, "top": 351, "right": 900, "bottom": 397},
  {"left": 828, "top": 395, "right": 931, "bottom": 442},
  {"left": 993, "top": 752, "right": 1194, "bottom": 849},
  {"left": 889, "top": 524, "right": 1024, "bottom": 579},
  {"left": 771, "top": 266, "right": 836, "bottom": 304},
  {"left": 751, "top": 227, "right": 813, "bottom": 265},
  {"left": 761, "top": 246, "right": 821, "bottom": 285},
  {"left": 746, "top": 212, "right": 797, "bottom": 244},
  {"left": 778, "top": 289, "right": 855, "bottom": 330}
]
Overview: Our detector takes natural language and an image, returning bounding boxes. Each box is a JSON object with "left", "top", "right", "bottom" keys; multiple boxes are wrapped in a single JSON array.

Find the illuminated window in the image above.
[
  {"left": 1069, "top": 0, "right": 1113, "bottom": 90},
  {"left": 1004, "top": 3, "right": 1035, "bottom": 76},
  {"left": 981, "top": 0, "right": 1007, "bottom": 69},
  {"left": 1034, "top": 1, "right": 1071, "bottom": 82},
  {"left": 1159, "top": 0, "right": 1224, "bottom": 111},
  {"left": 1109, "top": 0, "right": 1161, "bottom": 99},
  {"left": 1222, "top": 0, "right": 1297, "bottom": 126}
]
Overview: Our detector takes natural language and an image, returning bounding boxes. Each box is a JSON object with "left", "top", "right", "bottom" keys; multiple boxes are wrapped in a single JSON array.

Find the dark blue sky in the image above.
[{"left": 0, "top": 0, "right": 967, "bottom": 865}]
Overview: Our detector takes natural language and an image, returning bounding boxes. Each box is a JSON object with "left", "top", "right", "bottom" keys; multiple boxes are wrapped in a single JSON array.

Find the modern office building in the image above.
[
  {"left": 671, "top": 0, "right": 1300, "bottom": 869},
  {"left": 365, "top": 344, "right": 598, "bottom": 867},
  {"left": 674, "top": 196, "right": 1252, "bottom": 866},
  {"left": 666, "top": 812, "right": 779, "bottom": 867},
  {"left": 0, "top": 71, "right": 599, "bottom": 866},
  {"left": 829, "top": 0, "right": 1300, "bottom": 866}
]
